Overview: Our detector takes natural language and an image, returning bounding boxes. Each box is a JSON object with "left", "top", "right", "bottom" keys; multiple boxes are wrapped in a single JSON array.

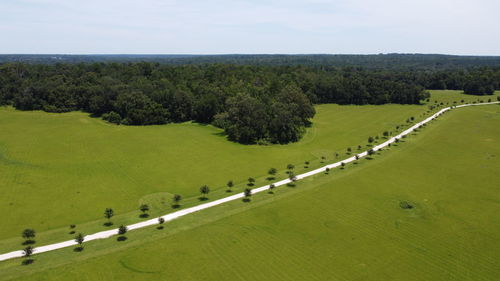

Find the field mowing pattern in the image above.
[{"left": 0, "top": 96, "right": 498, "bottom": 280}]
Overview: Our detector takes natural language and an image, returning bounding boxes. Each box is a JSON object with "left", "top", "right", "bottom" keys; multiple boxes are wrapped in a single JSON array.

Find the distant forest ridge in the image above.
[{"left": 2, "top": 54, "right": 500, "bottom": 69}]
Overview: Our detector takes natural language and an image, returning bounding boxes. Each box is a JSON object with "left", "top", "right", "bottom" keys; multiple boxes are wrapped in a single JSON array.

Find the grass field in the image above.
[
  {"left": 0, "top": 90, "right": 497, "bottom": 245},
  {"left": 0, "top": 93, "right": 498, "bottom": 280}
]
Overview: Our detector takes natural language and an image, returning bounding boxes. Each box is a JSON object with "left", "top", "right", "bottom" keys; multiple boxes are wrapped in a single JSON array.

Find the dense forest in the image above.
[
  {"left": 0, "top": 59, "right": 499, "bottom": 144},
  {"left": 2, "top": 54, "right": 500, "bottom": 70}
]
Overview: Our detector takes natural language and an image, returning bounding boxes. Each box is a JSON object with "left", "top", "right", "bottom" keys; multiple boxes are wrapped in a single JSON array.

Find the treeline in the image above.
[
  {"left": 0, "top": 63, "right": 497, "bottom": 144},
  {"left": 390, "top": 68, "right": 500, "bottom": 95},
  {"left": 2, "top": 54, "right": 500, "bottom": 70}
]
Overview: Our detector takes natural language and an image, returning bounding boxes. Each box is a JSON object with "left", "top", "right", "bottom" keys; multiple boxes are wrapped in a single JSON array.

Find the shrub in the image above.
[
  {"left": 102, "top": 111, "right": 122, "bottom": 124},
  {"left": 118, "top": 225, "right": 128, "bottom": 235},
  {"left": 399, "top": 201, "right": 414, "bottom": 209}
]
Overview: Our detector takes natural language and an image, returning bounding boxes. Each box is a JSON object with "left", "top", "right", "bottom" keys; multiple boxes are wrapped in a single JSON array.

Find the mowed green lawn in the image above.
[
  {"left": 0, "top": 103, "right": 428, "bottom": 241},
  {"left": 0, "top": 97, "right": 498, "bottom": 280},
  {"left": 0, "top": 90, "right": 497, "bottom": 247}
]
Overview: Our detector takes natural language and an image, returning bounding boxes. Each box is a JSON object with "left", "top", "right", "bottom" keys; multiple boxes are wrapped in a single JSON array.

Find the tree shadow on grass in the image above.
[
  {"left": 73, "top": 247, "right": 84, "bottom": 252},
  {"left": 198, "top": 197, "right": 208, "bottom": 201},
  {"left": 139, "top": 213, "right": 149, "bottom": 218},
  {"left": 268, "top": 191, "right": 274, "bottom": 194},
  {"left": 117, "top": 236, "right": 127, "bottom": 242},
  {"left": 103, "top": 222, "right": 113, "bottom": 227},
  {"left": 157, "top": 226, "right": 164, "bottom": 230},
  {"left": 212, "top": 131, "right": 227, "bottom": 137},
  {"left": 22, "top": 240, "right": 35, "bottom": 246},
  {"left": 266, "top": 176, "right": 275, "bottom": 181},
  {"left": 287, "top": 183, "right": 296, "bottom": 187},
  {"left": 366, "top": 157, "right": 374, "bottom": 160},
  {"left": 247, "top": 183, "right": 254, "bottom": 187},
  {"left": 242, "top": 198, "right": 251, "bottom": 203},
  {"left": 68, "top": 231, "right": 76, "bottom": 235},
  {"left": 21, "top": 259, "right": 34, "bottom": 265},
  {"left": 171, "top": 204, "right": 181, "bottom": 209}
]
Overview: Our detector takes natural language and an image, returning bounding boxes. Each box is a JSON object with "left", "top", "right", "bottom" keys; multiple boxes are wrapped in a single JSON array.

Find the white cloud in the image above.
[{"left": 0, "top": 0, "right": 499, "bottom": 54}]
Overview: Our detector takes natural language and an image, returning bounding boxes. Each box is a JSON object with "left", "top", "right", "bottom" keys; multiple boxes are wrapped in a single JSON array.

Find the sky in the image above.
[{"left": 1, "top": 0, "right": 499, "bottom": 55}]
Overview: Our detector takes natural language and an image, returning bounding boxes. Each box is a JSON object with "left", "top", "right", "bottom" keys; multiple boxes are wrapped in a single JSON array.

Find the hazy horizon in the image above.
[
  {"left": 2, "top": 53, "right": 500, "bottom": 57},
  {"left": 1, "top": 0, "right": 499, "bottom": 55}
]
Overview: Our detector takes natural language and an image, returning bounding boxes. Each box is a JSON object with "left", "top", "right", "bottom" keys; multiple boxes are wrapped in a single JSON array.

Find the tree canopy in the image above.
[{"left": 0, "top": 62, "right": 497, "bottom": 144}]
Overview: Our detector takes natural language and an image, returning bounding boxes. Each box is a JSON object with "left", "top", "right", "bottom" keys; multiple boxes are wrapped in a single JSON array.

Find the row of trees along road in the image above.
[{"left": 16, "top": 117, "right": 440, "bottom": 265}]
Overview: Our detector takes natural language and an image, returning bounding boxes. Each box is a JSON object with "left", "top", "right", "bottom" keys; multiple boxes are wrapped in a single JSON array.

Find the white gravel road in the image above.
[{"left": 0, "top": 101, "right": 498, "bottom": 262}]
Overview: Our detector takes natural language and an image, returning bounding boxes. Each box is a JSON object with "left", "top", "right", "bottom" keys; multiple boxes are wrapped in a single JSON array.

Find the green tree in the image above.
[
  {"left": 247, "top": 177, "right": 255, "bottom": 186},
  {"left": 139, "top": 204, "right": 149, "bottom": 217},
  {"left": 200, "top": 185, "right": 210, "bottom": 199},
  {"left": 172, "top": 194, "right": 182, "bottom": 208},
  {"left": 226, "top": 180, "right": 234, "bottom": 191},
  {"left": 157, "top": 217, "right": 165, "bottom": 229},
  {"left": 21, "top": 229, "right": 35, "bottom": 245},
  {"left": 74, "top": 233, "right": 84, "bottom": 251},
  {"left": 117, "top": 225, "right": 128, "bottom": 241},
  {"left": 22, "top": 246, "right": 34, "bottom": 265},
  {"left": 102, "top": 111, "right": 122, "bottom": 124},
  {"left": 222, "top": 93, "right": 268, "bottom": 144},
  {"left": 268, "top": 168, "right": 277, "bottom": 180},
  {"left": 244, "top": 188, "right": 252, "bottom": 199},
  {"left": 104, "top": 208, "right": 114, "bottom": 226},
  {"left": 114, "top": 92, "right": 169, "bottom": 125}
]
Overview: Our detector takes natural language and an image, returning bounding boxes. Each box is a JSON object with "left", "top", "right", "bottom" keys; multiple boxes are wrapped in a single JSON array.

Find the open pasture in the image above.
[{"left": 0, "top": 95, "right": 498, "bottom": 280}]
